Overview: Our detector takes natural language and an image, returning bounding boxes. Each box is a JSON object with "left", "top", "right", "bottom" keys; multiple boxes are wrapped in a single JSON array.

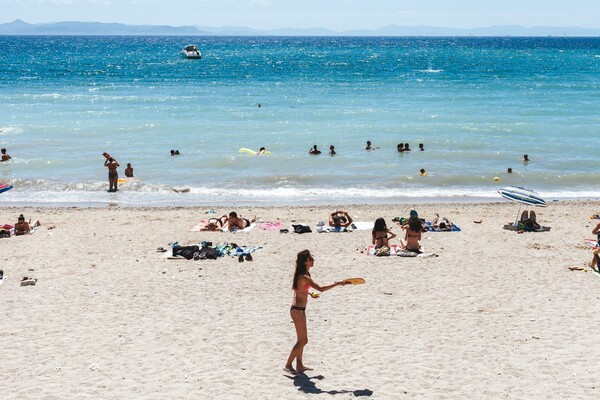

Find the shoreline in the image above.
[{"left": 2, "top": 196, "right": 600, "bottom": 209}]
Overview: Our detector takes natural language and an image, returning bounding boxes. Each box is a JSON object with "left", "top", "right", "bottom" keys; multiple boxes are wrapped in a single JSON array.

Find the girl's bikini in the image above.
[{"left": 290, "top": 283, "right": 310, "bottom": 312}]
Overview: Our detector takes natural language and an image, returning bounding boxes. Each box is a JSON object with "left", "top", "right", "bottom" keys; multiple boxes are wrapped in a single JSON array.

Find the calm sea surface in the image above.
[{"left": 1, "top": 36, "right": 599, "bottom": 206}]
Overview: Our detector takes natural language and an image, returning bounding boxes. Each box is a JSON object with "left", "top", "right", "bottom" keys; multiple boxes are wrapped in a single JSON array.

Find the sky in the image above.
[{"left": 1, "top": 0, "right": 599, "bottom": 30}]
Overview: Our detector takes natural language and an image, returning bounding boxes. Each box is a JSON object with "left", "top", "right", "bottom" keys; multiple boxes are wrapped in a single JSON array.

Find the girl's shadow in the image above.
[{"left": 286, "top": 373, "right": 373, "bottom": 396}]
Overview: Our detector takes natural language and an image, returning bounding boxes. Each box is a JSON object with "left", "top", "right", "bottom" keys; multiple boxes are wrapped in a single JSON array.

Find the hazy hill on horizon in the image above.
[{"left": 1, "top": 19, "right": 599, "bottom": 36}]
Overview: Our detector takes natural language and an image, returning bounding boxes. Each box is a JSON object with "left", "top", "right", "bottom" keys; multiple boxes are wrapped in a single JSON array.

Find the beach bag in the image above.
[
  {"left": 173, "top": 245, "right": 200, "bottom": 260},
  {"left": 199, "top": 246, "right": 221, "bottom": 260},
  {"left": 292, "top": 224, "right": 312, "bottom": 234},
  {"left": 375, "top": 246, "right": 390, "bottom": 257}
]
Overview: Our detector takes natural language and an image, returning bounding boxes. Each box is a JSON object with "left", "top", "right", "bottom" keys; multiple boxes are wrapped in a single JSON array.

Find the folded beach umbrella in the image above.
[
  {"left": 0, "top": 182, "right": 13, "bottom": 194},
  {"left": 498, "top": 186, "right": 547, "bottom": 225}
]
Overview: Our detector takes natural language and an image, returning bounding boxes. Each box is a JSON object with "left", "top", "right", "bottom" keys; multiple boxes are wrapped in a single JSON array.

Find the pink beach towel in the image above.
[
  {"left": 260, "top": 221, "right": 285, "bottom": 230},
  {"left": 189, "top": 220, "right": 208, "bottom": 232}
]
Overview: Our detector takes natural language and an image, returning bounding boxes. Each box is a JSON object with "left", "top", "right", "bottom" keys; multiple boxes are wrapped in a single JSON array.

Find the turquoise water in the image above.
[{"left": 1, "top": 36, "right": 599, "bottom": 206}]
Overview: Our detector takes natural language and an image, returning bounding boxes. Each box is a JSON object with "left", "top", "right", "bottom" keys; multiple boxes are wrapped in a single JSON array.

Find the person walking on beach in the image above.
[
  {"left": 104, "top": 155, "right": 120, "bottom": 192},
  {"left": 284, "top": 250, "right": 347, "bottom": 375},
  {"left": 1, "top": 148, "right": 11, "bottom": 162}
]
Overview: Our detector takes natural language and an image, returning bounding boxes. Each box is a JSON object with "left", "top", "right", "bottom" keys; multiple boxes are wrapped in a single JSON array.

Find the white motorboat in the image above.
[{"left": 181, "top": 44, "right": 201, "bottom": 59}]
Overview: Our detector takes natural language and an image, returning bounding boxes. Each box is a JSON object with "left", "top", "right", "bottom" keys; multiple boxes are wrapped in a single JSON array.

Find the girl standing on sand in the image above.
[{"left": 284, "top": 250, "right": 347, "bottom": 375}]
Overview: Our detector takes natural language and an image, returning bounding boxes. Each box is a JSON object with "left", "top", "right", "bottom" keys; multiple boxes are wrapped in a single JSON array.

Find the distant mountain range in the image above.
[{"left": 1, "top": 19, "right": 599, "bottom": 37}]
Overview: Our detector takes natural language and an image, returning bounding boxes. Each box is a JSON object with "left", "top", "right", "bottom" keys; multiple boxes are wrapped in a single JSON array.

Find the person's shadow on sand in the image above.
[{"left": 285, "top": 373, "right": 373, "bottom": 396}]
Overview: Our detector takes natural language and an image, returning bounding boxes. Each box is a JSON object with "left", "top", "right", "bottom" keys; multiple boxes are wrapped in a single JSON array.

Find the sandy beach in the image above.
[{"left": 2, "top": 201, "right": 600, "bottom": 399}]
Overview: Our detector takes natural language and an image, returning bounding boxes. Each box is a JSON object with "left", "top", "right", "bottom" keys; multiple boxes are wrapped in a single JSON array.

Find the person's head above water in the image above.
[{"left": 259, "top": 147, "right": 265, "bottom": 152}]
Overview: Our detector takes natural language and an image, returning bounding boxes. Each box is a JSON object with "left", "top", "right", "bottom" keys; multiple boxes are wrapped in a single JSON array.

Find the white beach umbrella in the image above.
[{"left": 498, "top": 186, "right": 547, "bottom": 225}]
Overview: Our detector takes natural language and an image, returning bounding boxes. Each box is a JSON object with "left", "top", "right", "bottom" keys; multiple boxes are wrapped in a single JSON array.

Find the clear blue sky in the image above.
[{"left": 1, "top": 0, "right": 599, "bottom": 30}]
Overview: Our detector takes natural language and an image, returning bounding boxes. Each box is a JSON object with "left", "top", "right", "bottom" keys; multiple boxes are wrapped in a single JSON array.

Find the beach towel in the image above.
[
  {"left": 226, "top": 223, "right": 256, "bottom": 233},
  {"left": 351, "top": 221, "right": 374, "bottom": 231},
  {"left": 425, "top": 222, "right": 461, "bottom": 232},
  {"left": 316, "top": 226, "right": 349, "bottom": 233},
  {"left": 189, "top": 220, "right": 209, "bottom": 232},
  {"left": 503, "top": 224, "right": 551, "bottom": 232},
  {"left": 365, "top": 245, "right": 399, "bottom": 256},
  {"left": 260, "top": 221, "right": 284, "bottom": 231}
]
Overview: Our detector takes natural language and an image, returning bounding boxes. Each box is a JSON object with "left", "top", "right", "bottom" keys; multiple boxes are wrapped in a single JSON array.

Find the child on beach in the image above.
[{"left": 284, "top": 250, "right": 347, "bottom": 375}]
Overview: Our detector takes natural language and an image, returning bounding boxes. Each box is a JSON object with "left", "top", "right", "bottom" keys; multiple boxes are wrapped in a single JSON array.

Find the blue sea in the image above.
[{"left": 1, "top": 35, "right": 599, "bottom": 206}]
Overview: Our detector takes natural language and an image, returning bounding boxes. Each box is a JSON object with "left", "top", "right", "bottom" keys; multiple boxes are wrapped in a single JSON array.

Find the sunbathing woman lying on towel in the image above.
[
  {"left": 519, "top": 210, "right": 541, "bottom": 231},
  {"left": 432, "top": 213, "right": 453, "bottom": 231},
  {"left": 205, "top": 215, "right": 228, "bottom": 231}
]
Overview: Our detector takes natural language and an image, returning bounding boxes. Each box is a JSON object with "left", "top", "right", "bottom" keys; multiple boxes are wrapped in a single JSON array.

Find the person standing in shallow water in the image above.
[
  {"left": 284, "top": 250, "right": 347, "bottom": 375},
  {"left": 104, "top": 156, "right": 120, "bottom": 192},
  {"left": 329, "top": 145, "right": 336, "bottom": 156},
  {"left": 309, "top": 145, "right": 321, "bottom": 155}
]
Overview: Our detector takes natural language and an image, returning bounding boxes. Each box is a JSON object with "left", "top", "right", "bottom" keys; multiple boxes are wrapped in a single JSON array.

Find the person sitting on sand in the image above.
[
  {"left": 399, "top": 210, "right": 427, "bottom": 232},
  {"left": 401, "top": 218, "right": 422, "bottom": 253},
  {"left": 227, "top": 212, "right": 256, "bottom": 231},
  {"left": 432, "top": 213, "right": 452, "bottom": 231},
  {"left": 329, "top": 210, "right": 353, "bottom": 229},
  {"left": 329, "top": 145, "right": 336, "bottom": 156},
  {"left": 309, "top": 145, "right": 321, "bottom": 155},
  {"left": 1, "top": 148, "right": 11, "bottom": 162},
  {"left": 125, "top": 163, "right": 134, "bottom": 178},
  {"left": 372, "top": 218, "right": 397, "bottom": 249},
  {"left": 14, "top": 214, "right": 41, "bottom": 236},
  {"left": 205, "top": 215, "right": 228, "bottom": 231},
  {"left": 284, "top": 249, "right": 347, "bottom": 375},
  {"left": 589, "top": 221, "right": 600, "bottom": 273}
]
